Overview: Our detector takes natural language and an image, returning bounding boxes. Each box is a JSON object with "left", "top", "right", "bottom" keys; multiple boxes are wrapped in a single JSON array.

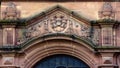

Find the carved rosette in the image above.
[{"left": 50, "top": 13, "right": 68, "bottom": 32}]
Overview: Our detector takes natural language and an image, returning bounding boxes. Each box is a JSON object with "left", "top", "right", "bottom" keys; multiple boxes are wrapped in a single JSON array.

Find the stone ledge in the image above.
[
  {"left": 98, "top": 64, "right": 118, "bottom": 68},
  {"left": 0, "top": 65, "right": 20, "bottom": 68}
]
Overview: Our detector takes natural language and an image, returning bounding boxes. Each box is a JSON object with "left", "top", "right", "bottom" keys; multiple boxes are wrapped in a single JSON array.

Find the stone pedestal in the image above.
[
  {"left": 98, "top": 50, "right": 118, "bottom": 68},
  {"left": 0, "top": 53, "right": 20, "bottom": 68}
]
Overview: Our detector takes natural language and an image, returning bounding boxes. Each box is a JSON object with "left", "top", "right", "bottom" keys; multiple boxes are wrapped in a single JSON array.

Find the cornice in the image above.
[
  {"left": 26, "top": 5, "right": 90, "bottom": 26},
  {"left": 0, "top": 33, "right": 96, "bottom": 52}
]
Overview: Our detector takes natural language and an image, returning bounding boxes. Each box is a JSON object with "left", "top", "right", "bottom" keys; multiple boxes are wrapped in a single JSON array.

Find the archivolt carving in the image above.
[{"left": 16, "top": 11, "right": 90, "bottom": 44}]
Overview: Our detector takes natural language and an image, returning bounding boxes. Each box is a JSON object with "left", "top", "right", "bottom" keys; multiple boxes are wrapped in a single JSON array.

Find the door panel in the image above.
[{"left": 33, "top": 54, "right": 90, "bottom": 68}]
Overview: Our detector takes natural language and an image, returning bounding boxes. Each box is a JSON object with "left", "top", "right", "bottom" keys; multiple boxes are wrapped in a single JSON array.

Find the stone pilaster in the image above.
[
  {"left": 101, "top": 25, "right": 113, "bottom": 46},
  {"left": 2, "top": 25, "right": 16, "bottom": 46},
  {"left": 96, "top": 19, "right": 118, "bottom": 68},
  {"left": 97, "top": 19, "right": 115, "bottom": 46}
]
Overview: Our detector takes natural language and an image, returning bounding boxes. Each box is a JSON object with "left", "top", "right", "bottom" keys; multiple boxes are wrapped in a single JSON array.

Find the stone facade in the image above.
[{"left": 0, "top": 1, "right": 120, "bottom": 68}]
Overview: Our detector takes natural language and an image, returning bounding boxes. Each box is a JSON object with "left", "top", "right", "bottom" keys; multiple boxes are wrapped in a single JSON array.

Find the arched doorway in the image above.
[{"left": 33, "top": 54, "right": 90, "bottom": 68}]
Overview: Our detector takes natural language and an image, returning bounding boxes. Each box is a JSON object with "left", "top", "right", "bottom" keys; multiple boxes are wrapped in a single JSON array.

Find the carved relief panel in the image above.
[{"left": 16, "top": 11, "right": 91, "bottom": 45}]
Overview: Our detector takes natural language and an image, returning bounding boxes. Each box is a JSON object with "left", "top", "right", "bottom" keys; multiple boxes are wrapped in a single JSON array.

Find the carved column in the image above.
[
  {"left": 96, "top": 20, "right": 118, "bottom": 68},
  {"left": 98, "top": 2, "right": 116, "bottom": 46}
]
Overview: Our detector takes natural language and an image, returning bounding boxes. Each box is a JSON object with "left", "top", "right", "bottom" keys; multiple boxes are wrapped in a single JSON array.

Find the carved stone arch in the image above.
[
  {"left": 23, "top": 35, "right": 98, "bottom": 68},
  {"left": 20, "top": 5, "right": 99, "bottom": 68}
]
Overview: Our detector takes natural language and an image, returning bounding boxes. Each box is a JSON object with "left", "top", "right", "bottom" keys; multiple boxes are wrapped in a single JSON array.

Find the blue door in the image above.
[{"left": 33, "top": 54, "right": 90, "bottom": 68}]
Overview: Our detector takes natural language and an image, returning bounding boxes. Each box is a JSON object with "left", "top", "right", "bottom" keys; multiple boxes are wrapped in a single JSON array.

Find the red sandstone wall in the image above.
[
  {"left": 1, "top": 2, "right": 120, "bottom": 46},
  {"left": 0, "top": 2, "right": 120, "bottom": 20}
]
